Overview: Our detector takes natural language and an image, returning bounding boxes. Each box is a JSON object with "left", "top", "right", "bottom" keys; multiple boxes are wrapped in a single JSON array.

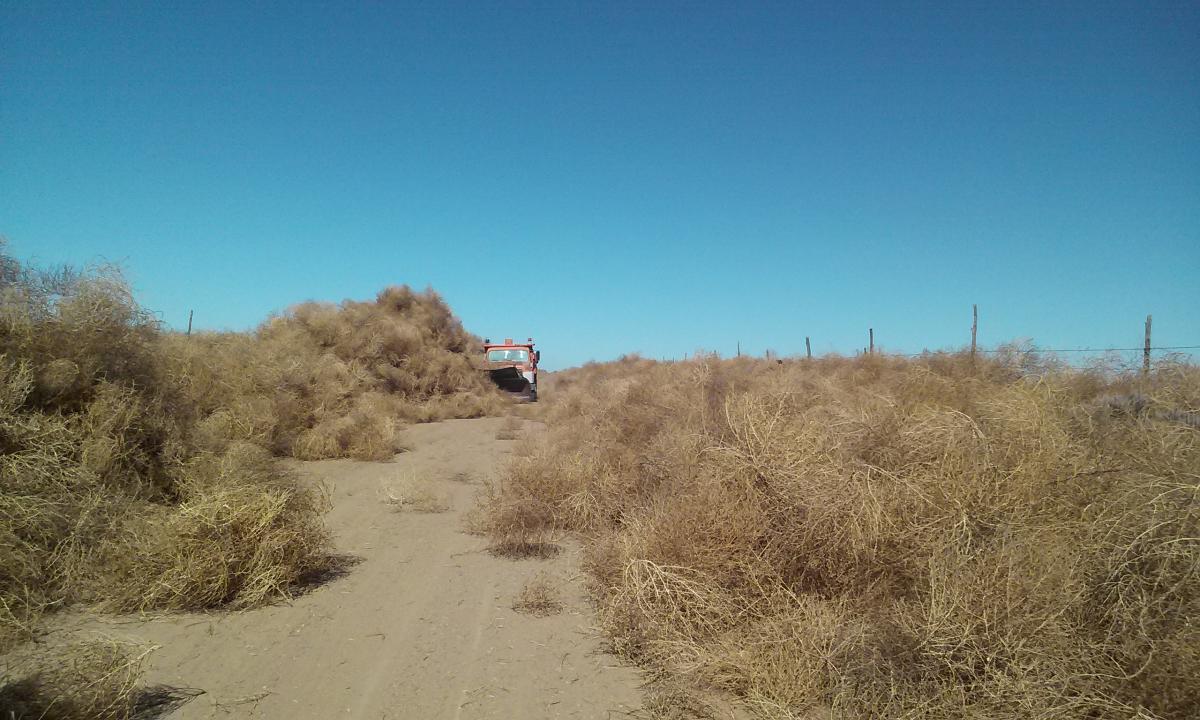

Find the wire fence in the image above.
[
  {"left": 722, "top": 309, "right": 1198, "bottom": 369},
  {"left": 888, "top": 344, "right": 1200, "bottom": 358},
  {"left": 980, "top": 345, "right": 1199, "bottom": 354},
  {"left": 813, "top": 310, "right": 1195, "bottom": 367}
]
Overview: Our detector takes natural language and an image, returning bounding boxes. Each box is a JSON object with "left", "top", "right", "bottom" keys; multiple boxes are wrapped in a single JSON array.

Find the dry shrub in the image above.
[
  {"left": 0, "top": 250, "right": 339, "bottom": 656},
  {"left": 1, "top": 242, "right": 507, "bottom": 657},
  {"left": 170, "top": 286, "right": 506, "bottom": 461},
  {"left": 640, "top": 692, "right": 712, "bottom": 720},
  {"left": 512, "top": 572, "right": 564, "bottom": 616},
  {"left": 380, "top": 472, "right": 449, "bottom": 513},
  {"left": 471, "top": 473, "right": 561, "bottom": 554},
  {"left": 293, "top": 401, "right": 398, "bottom": 462},
  {"left": 511, "top": 402, "right": 543, "bottom": 421},
  {"left": 0, "top": 639, "right": 152, "bottom": 720},
  {"left": 100, "top": 444, "right": 331, "bottom": 611},
  {"left": 1, "top": 265, "right": 176, "bottom": 651},
  {"left": 420, "top": 389, "right": 510, "bottom": 421},
  {"left": 495, "top": 415, "right": 522, "bottom": 440},
  {"left": 480, "top": 352, "right": 1200, "bottom": 719}
]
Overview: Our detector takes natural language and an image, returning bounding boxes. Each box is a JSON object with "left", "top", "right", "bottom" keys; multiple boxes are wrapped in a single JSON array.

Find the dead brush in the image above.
[
  {"left": 471, "top": 467, "right": 566, "bottom": 557},
  {"left": 0, "top": 248, "right": 349, "bottom": 654},
  {"left": 294, "top": 407, "right": 398, "bottom": 462},
  {"left": 478, "top": 352, "right": 1200, "bottom": 720},
  {"left": 0, "top": 638, "right": 154, "bottom": 720},
  {"left": 0, "top": 243, "right": 510, "bottom": 704},
  {"left": 512, "top": 572, "right": 564, "bottom": 616},
  {"left": 638, "top": 686, "right": 724, "bottom": 720},
  {"left": 495, "top": 415, "right": 522, "bottom": 440},
  {"left": 167, "top": 284, "right": 508, "bottom": 462},
  {"left": 99, "top": 444, "right": 333, "bottom": 611},
  {"left": 380, "top": 471, "right": 450, "bottom": 513}
]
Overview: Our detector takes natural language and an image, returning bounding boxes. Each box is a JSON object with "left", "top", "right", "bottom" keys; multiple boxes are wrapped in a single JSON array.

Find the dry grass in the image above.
[
  {"left": 511, "top": 402, "right": 543, "bottom": 421},
  {"left": 512, "top": 572, "right": 564, "bottom": 616},
  {"left": 380, "top": 471, "right": 450, "bottom": 513},
  {"left": 495, "top": 415, "right": 523, "bottom": 440},
  {"left": 0, "top": 245, "right": 504, "bottom": 706},
  {"left": 100, "top": 445, "right": 333, "bottom": 612},
  {"left": 470, "top": 474, "right": 560, "bottom": 556},
  {"left": 169, "top": 286, "right": 509, "bottom": 461},
  {"left": 0, "top": 638, "right": 154, "bottom": 720},
  {"left": 0, "top": 250, "right": 338, "bottom": 655},
  {"left": 481, "top": 351, "right": 1200, "bottom": 719},
  {"left": 639, "top": 686, "right": 726, "bottom": 720}
]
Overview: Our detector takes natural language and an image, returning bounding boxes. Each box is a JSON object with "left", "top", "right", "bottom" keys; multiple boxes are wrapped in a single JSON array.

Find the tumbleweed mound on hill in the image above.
[
  {"left": 0, "top": 252, "right": 332, "bottom": 658},
  {"left": 166, "top": 285, "right": 507, "bottom": 461},
  {"left": 0, "top": 246, "right": 504, "bottom": 664}
]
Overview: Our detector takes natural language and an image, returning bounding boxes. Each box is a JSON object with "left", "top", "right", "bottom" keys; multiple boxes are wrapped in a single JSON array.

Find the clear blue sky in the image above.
[{"left": 2, "top": 2, "right": 1197, "bottom": 369}]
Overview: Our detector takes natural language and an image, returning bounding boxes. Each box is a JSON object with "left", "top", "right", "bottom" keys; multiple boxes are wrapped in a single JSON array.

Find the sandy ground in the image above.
[{"left": 52, "top": 416, "right": 646, "bottom": 719}]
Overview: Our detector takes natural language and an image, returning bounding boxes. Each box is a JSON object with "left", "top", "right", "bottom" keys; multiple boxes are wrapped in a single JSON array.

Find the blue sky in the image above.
[{"left": 2, "top": 1, "right": 1197, "bottom": 369}]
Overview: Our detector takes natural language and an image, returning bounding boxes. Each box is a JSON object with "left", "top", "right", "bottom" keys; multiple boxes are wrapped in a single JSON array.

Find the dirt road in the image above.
[{"left": 58, "top": 417, "right": 645, "bottom": 719}]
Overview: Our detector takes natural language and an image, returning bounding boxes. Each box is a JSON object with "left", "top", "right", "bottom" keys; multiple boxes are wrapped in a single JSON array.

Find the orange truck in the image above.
[{"left": 483, "top": 337, "right": 539, "bottom": 401}]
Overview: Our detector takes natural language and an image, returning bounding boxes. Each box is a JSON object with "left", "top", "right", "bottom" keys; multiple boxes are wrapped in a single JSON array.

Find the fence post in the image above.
[
  {"left": 737, "top": 341, "right": 741, "bottom": 358},
  {"left": 971, "top": 304, "right": 977, "bottom": 361},
  {"left": 1144, "top": 315, "right": 1152, "bottom": 375},
  {"left": 869, "top": 328, "right": 874, "bottom": 355},
  {"left": 187, "top": 309, "right": 193, "bottom": 337},
  {"left": 805, "top": 336, "right": 812, "bottom": 359}
]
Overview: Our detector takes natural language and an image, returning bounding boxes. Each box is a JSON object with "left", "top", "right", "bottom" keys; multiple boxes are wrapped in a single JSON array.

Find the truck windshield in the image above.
[{"left": 487, "top": 349, "right": 529, "bottom": 362}]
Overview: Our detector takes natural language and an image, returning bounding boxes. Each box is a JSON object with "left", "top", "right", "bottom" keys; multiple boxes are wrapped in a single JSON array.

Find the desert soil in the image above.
[{"left": 52, "top": 416, "right": 646, "bottom": 719}]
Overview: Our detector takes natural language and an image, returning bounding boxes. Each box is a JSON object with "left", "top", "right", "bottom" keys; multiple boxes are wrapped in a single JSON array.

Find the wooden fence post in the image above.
[
  {"left": 1144, "top": 315, "right": 1152, "bottom": 375},
  {"left": 869, "top": 328, "right": 874, "bottom": 355},
  {"left": 805, "top": 336, "right": 812, "bottom": 359},
  {"left": 187, "top": 309, "right": 193, "bottom": 337},
  {"left": 971, "top": 304, "right": 977, "bottom": 360}
]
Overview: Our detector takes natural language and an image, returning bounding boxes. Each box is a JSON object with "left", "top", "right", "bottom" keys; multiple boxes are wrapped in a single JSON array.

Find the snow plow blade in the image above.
[{"left": 488, "top": 366, "right": 532, "bottom": 395}]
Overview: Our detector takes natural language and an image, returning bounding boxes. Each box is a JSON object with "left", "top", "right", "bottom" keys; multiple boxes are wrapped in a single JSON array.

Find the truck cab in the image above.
[{"left": 483, "top": 337, "right": 539, "bottom": 401}]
